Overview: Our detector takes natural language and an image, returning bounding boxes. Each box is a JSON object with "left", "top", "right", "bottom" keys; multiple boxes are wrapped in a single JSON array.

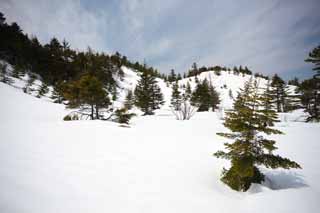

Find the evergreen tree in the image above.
[
  {"left": 150, "top": 83, "right": 164, "bottom": 110},
  {"left": 168, "top": 69, "right": 177, "bottom": 82},
  {"left": 305, "top": 45, "right": 320, "bottom": 75},
  {"left": 214, "top": 79, "right": 301, "bottom": 191},
  {"left": 171, "top": 81, "right": 182, "bottom": 110},
  {"left": 134, "top": 70, "right": 164, "bottom": 115},
  {"left": 37, "top": 82, "right": 49, "bottom": 98},
  {"left": 64, "top": 74, "right": 110, "bottom": 120},
  {"left": 183, "top": 81, "right": 192, "bottom": 101},
  {"left": 288, "top": 77, "right": 300, "bottom": 86},
  {"left": 298, "top": 78, "right": 320, "bottom": 121},
  {"left": 114, "top": 108, "right": 136, "bottom": 124},
  {"left": 208, "top": 83, "right": 220, "bottom": 111},
  {"left": 303, "top": 45, "right": 320, "bottom": 121},
  {"left": 124, "top": 90, "right": 134, "bottom": 110},
  {"left": 270, "top": 74, "right": 288, "bottom": 112},
  {"left": 191, "top": 79, "right": 220, "bottom": 111},
  {"left": 177, "top": 73, "right": 182, "bottom": 81},
  {"left": 51, "top": 81, "right": 66, "bottom": 103}
]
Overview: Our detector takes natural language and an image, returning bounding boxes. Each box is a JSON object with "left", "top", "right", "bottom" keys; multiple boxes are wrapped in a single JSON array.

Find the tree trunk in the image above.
[{"left": 91, "top": 105, "right": 94, "bottom": 120}]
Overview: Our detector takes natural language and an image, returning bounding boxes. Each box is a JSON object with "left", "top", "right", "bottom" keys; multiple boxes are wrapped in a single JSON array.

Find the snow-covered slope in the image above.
[
  {"left": 1, "top": 59, "right": 298, "bottom": 112},
  {"left": 1, "top": 79, "right": 320, "bottom": 213}
]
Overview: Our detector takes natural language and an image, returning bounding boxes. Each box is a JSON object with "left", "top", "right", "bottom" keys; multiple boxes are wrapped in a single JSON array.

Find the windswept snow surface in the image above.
[{"left": 0, "top": 82, "right": 319, "bottom": 213}]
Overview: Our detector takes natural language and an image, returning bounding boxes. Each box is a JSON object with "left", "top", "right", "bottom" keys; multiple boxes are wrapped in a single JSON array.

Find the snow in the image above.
[{"left": 1, "top": 81, "right": 320, "bottom": 213}]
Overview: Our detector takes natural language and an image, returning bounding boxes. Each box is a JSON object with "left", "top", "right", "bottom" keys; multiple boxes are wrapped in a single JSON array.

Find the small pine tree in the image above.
[
  {"left": 209, "top": 83, "right": 220, "bottom": 111},
  {"left": 134, "top": 70, "right": 164, "bottom": 115},
  {"left": 171, "top": 81, "right": 182, "bottom": 110},
  {"left": 184, "top": 81, "right": 192, "bottom": 101},
  {"left": 37, "top": 82, "right": 49, "bottom": 98},
  {"left": 124, "top": 90, "right": 134, "bottom": 110},
  {"left": 270, "top": 74, "right": 288, "bottom": 112},
  {"left": 214, "top": 79, "right": 301, "bottom": 191},
  {"left": 305, "top": 45, "right": 320, "bottom": 75},
  {"left": 191, "top": 79, "right": 219, "bottom": 111},
  {"left": 51, "top": 81, "right": 66, "bottom": 103},
  {"left": 64, "top": 74, "right": 110, "bottom": 120},
  {"left": 115, "top": 108, "right": 136, "bottom": 124}
]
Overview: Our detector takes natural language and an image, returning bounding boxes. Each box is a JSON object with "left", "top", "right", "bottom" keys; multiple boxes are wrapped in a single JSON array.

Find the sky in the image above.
[{"left": 1, "top": 0, "right": 319, "bottom": 80}]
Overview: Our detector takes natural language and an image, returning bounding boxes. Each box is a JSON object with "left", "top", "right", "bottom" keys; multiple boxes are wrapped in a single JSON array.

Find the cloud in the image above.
[{"left": 1, "top": 0, "right": 319, "bottom": 79}]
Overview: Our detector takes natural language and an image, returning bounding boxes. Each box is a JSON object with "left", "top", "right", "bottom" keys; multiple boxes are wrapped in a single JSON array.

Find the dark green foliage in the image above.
[
  {"left": 37, "top": 82, "right": 49, "bottom": 98},
  {"left": 115, "top": 108, "right": 136, "bottom": 124},
  {"left": 302, "top": 45, "right": 320, "bottom": 121},
  {"left": 64, "top": 74, "right": 110, "bottom": 120},
  {"left": 51, "top": 81, "right": 66, "bottom": 103},
  {"left": 134, "top": 70, "right": 164, "bottom": 115},
  {"left": 191, "top": 79, "right": 220, "bottom": 111},
  {"left": 183, "top": 81, "right": 192, "bottom": 101},
  {"left": 171, "top": 81, "right": 182, "bottom": 110},
  {"left": 298, "top": 78, "right": 320, "bottom": 122},
  {"left": 168, "top": 69, "right": 177, "bottom": 82},
  {"left": 305, "top": 45, "right": 320, "bottom": 75},
  {"left": 288, "top": 77, "right": 300, "bottom": 86},
  {"left": 124, "top": 90, "right": 134, "bottom": 110},
  {"left": 0, "top": 11, "right": 165, "bottom": 95},
  {"left": 63, "top": 114, "right": 79, "bottom": 121},
  {"left": 214, "top": 79, "right": 301, "bottom": 192},
  {"left": 270, "top": 74, "right": 293, "bottom": 112}
]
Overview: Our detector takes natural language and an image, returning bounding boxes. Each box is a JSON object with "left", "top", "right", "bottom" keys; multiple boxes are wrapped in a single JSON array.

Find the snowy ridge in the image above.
[{"left": 1, "top": 60, "right": 298, "bottom": 113}]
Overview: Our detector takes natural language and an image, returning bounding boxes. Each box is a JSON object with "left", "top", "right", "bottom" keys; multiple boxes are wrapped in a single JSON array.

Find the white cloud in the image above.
[{"left": 1, "top": 0, "right": 319, "bottom": 79}]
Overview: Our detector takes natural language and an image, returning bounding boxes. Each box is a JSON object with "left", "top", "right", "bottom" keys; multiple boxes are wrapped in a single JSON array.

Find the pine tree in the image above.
[
  {"left": 298, "top": 78, "right": 319, "bottom": 121},
  {"left": 150, "top": 84, "right": 164, "bottom": 110},
  {"left": 191, "top": 79, "right": 219, "bottom": 111},
  {"left": 51, "top": 81, "right": 66, "bottom": 103},
  {"left": 171, "top": 81, "right": 182, "bottom": 110},
  {"left": 124, "top": 90, "right": 134, "bottom": 110},
  {"left": 37, "top": 82, "right": 49, "bottom": 98},
  {"left": 209, "top": 83, "right": 220, "bottom": 111},
  {"left": 214, "top": 79, "right": 301, "bottom": 191},
  {"left": 305, "top": 45, "right": 320, "bottom": 75},
  {"left": 270, "top": 74, "right": 288, "bottom": 112},
  {"left": 303, "top": 45, "right": 320, "bottom": 121},
  {"left": 168, "top": 69, "right": 177, "bottom": 82},
  {"left": 114, "top": 108, "right": 136, "bottom": 124},
  {"left": 134, "top": 70, "right": 164, "bottom": 115},
  {"left": 183, "top": 81, "right": 192, "bottom": 101},
  {"left": 64, "top": 74, "right": 110, "bottom": 120}
]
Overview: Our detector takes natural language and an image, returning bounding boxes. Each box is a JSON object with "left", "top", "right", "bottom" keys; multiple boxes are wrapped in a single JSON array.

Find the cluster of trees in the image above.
[
  {"left": 170, "top": 78, "right": 220, "bottom": 113},
  {"left": 215, "top": 79, "right": 301, "bottom": 191},
  {"left": 298, "top": 45, "right": 320, "bottom": 121},
  {"left": 0, "top": 12, "right": 166, "bottom": 122},
  {"left": 185, "top": 63, "right": 253, "bottom": 78}
]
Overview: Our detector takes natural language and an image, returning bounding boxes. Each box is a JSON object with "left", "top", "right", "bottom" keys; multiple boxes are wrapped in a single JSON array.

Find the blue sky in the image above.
[{"left": 1, "top": 0, "right": 319, "bottom": 80}]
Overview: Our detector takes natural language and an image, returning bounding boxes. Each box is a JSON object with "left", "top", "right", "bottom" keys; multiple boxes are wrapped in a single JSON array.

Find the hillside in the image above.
[
  {"left": 0, "top": 80, "right": 319, "bottom": 213},
  {"left": 2, "top": 59, "right": 298, "bottom": 114}
]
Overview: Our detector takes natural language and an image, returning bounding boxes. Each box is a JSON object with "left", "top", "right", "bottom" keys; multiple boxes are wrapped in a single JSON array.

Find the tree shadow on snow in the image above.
[
  {"left": 264, "top": 171, "right": 308, "bottom": 190},
  {"left": 249, "top": 171, "right": 308, "bottom": 194}
]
